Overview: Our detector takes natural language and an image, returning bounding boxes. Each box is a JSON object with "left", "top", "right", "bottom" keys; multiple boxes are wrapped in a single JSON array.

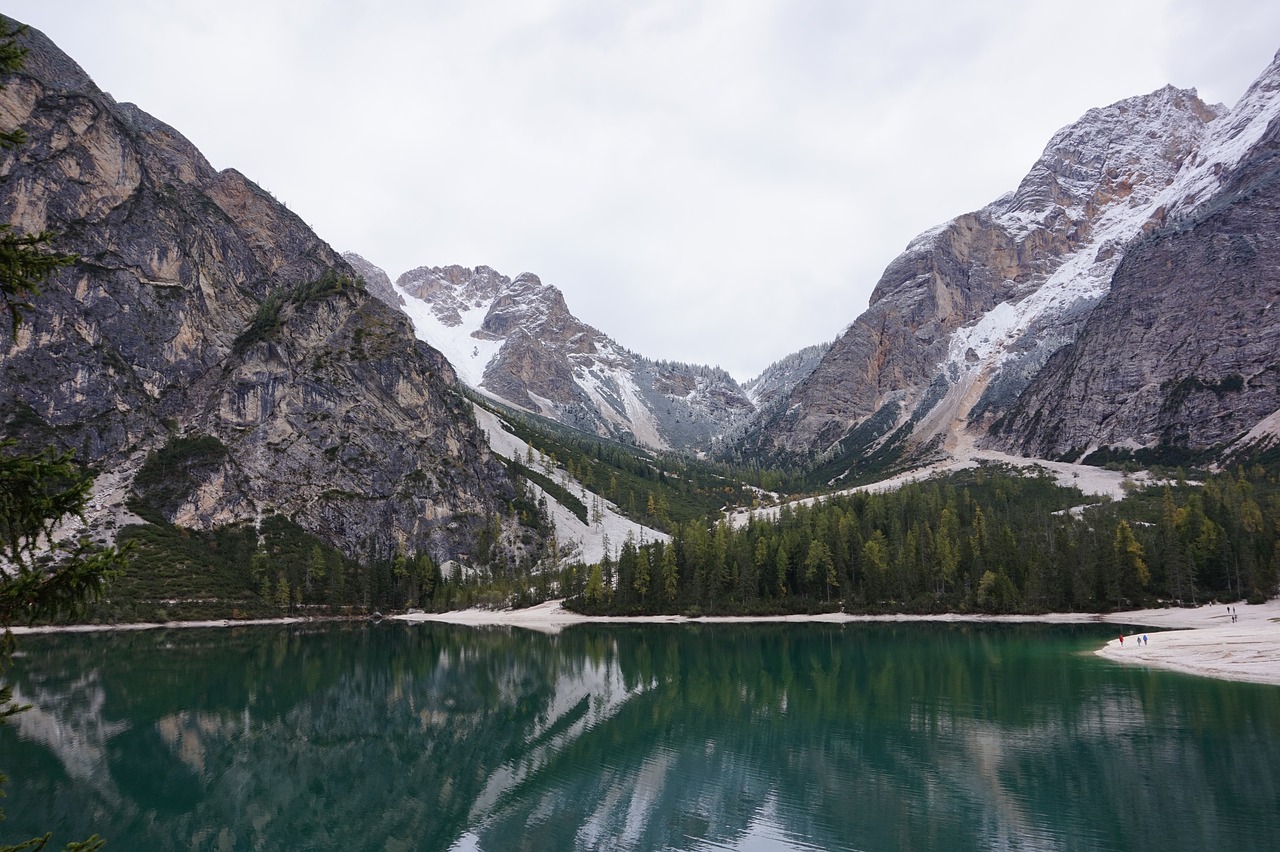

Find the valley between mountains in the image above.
[{"left": 2, "top": 17, "right": 1280, "bottom": 622}]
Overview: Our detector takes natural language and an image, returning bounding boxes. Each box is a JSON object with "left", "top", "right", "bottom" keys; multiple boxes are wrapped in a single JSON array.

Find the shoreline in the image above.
[
  {"left": 394, "top": 600, "right": 1115, "bottom": 630},
  {"left": 1092, "top": 599, "right": 1280, "bottom": 686},
  {"left": 11, "top": 600, "right": 1278, "bottom": 686},
  {"left": 8, "top": 615, "right": 351, "bottom": 635},
  {"left": 395, "top": 598, "right": 1280, "bottom": 686}
]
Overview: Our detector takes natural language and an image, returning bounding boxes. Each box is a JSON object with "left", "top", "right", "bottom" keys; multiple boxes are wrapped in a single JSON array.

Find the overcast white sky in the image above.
[{"left": 7, "top": 2, "right": 1280, "bottom": 381}]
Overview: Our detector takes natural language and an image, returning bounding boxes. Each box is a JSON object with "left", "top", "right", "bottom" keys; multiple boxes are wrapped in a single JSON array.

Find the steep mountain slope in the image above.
[
  {"left": 991, "top": 75, "right": 1280, "bottom": 459},
  {"left": 750, "top": 54, "right": 1280, "bottom": 471},
  {"left": 742, "top": 342, "right": 831, "bottom": 410},
  {"left": 341, "top": 250, "right": 404, "bottom": 310},
  {"left": 385, "top": 262, "right": 755, "bottom": 451},
  {"left": 0, "top": 22, "right": 524, "bottom": 562}
]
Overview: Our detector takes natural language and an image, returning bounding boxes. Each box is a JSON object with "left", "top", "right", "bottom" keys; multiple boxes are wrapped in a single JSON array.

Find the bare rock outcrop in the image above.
[
  {"left": 991, "top": 106, "right": 1280, "bottom": 459},
  {"left": 0, "top": 22, "right": 523, "bottom": 562},
  {"left": 342, "top": 251, "right": 405, "bottom": 310},
  {"left": 394, "top": 263, "right": 756, "bottom": 450},
  {"left": 748, "top": 57, "right": 1280, "bottom": 472}
]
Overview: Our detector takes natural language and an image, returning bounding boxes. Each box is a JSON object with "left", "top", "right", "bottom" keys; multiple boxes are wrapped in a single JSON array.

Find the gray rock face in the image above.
[
  {"left": 0, "top": 23, "right": 523, "bottom": 562},
  {"left": 393, "top": 263, "right": 756, "bottom": 450},
  {"left": 990, "top": 108, "right": 1280, "bottom": 458},
  {"left": 750, "top": 58, "right": 1280, "bottom": 468},
  {"left": 341, "top": 251, "right": 404, "bottom": 310},
  {"left": 743, "top": 343, "right": 831, "bottom": 411}
]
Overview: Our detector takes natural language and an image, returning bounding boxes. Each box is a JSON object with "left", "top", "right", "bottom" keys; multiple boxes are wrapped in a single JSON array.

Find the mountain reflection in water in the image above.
[{"left": 2, "top": 622, "right": 1278, "bottom": 851}]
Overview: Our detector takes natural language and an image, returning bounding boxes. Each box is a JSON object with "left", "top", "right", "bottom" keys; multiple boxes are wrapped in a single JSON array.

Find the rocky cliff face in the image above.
[
  {"left": 991, "top": 89, "right": 1280, "bottom": 459},
  {"left": 749, "top": 51, "right": 1280, "bottom": 470},
  {"left": 388, "top": 262, "right": 756, "bottom": 450},
  {"left": 742, "top": 342, "right": 831, "bottom": 411},
  {"left": 341, "top": 251, "right": 404, "bottom": 311},
  {"left": 0, "top": 23, "right": 523, "bottom": 562}
]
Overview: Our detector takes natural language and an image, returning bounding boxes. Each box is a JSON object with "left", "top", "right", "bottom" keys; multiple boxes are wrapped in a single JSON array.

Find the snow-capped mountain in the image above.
[
  {"left": 749, "top": 48, "right": 1280, "bottom": 470},
  {"left": 371, "top": 263, "right": 755, "bottom": 450},
  {"left": 991, "top": 51, "right": 1280, "bottom": 460}
]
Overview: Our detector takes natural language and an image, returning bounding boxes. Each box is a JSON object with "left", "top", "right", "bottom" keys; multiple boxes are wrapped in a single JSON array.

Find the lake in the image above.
[{"left": 2, "top": 621, "right": 1278, "bottom": 851}]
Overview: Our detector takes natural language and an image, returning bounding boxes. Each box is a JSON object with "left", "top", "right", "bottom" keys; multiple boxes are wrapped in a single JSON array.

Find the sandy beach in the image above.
[
  {"left": 9, "top": 615, "right": 326, "bottom": 635},
  {"left": 398, "top": 598, "right": 1280, "bottom": 686},
  {"left": 10, "top": 599, "right": 1276, "bottom": 687},
  {"left": 1094, "top": 599, "right": 1280, "bottom": 686}
]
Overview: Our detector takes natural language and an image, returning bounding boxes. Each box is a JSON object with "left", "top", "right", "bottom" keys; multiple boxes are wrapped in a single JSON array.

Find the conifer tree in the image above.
[
  {"left": 1113, "top": 520, "right": 1149, "bottom": 607},
  {"left": 661, "top": 541, "right": 680, "bottom": 604},
  {"left": 585, "top": 562, "right": 605, "bottom": 604},
  {"left": 774, "top": 538, "right": 790, "bottom": 598},
  {"left": 306, "top": 544, "right": 325, "bottom": 593},
  {"left": 630, "top": 536, "right": 649, "bottom": 602}
]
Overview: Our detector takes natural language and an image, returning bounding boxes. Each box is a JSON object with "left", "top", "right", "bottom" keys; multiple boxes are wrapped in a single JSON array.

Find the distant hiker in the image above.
[
  {"left": 1142, "top": 635, "right": 1148, "bottom": 646},
  {"left": 1119, "top": 634, "right": 1124, "bottom": 646}
]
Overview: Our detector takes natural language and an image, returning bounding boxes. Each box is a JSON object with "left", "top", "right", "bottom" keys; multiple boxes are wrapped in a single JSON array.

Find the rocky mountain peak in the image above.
[
  {"left": 0, "top": 20, "right": 526, "bottom": 564},
  {"left": 1002, "top": 86, "right": 1222, "bottom": 237},
  {"left": 751, "top": 49, "right": 1280, "bottom": 472},
  {"left": 345, "top": 257, "right": 759, "bottom": 450},
  {"left": 398, "top": 264, "right": 515, "bottom": 327},
  {"left": 341, "top": 251, "right": 404, "bottom": 310},
  {"left": 987, "top": 85, "right": 1280, "bottom": 460}
]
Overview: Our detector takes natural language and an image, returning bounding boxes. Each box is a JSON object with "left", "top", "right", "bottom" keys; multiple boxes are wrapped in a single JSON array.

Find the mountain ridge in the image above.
[
  {"left": 741, "top": 50, "right": 1280, "bottom": 475},
  {"left": 0, "top": 21, "right": 530, "bottom": 565},
  {"left": 348, "top": 260, "right": 772, "bottom": 452}
]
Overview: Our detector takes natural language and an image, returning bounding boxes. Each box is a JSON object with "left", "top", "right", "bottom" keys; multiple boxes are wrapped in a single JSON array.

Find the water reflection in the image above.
[{"left": 2, "top": 622, "right": 1278, "bottom": 851}]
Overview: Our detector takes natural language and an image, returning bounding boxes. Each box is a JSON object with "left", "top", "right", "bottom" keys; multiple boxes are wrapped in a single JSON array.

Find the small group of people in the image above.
[
  {"left": 1228, "top": 604, "right": 1240, "bottom": 623},
  {"left": 1118, "top": 633, "right": 1149, "bottom": 646}
]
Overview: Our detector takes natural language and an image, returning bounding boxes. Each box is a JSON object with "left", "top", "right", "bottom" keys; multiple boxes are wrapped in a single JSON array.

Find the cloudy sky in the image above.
[{"left": 7, "top": 2, "right": 1280, "bottom": 380}]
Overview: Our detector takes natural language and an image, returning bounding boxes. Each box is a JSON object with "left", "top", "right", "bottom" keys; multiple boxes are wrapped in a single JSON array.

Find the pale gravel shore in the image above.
[
  {"left": 11, "top": 600, "right": 1277, "bottom": 687},
  {"left": 398, "top": 598, "right": 1280, "bottom": 686},
  {"left": 1094, "top": 599, "right": 1280, "bottom": 686},
  {"left": 9, "top": 616, "right": 321, "bottom": 635},
  {"left": 394, "top": 600, "right": 1108, "bottom": 631}
]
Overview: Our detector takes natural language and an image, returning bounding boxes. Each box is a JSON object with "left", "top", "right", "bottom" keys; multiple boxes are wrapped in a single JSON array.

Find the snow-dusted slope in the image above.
[
  {"left": 472, "top": 403, "right": 667, "bottom": 565},
  {"left": 948, "top": 77, "right": 1279, "bottom": 431},
  {"left": 743, "top": 342, "right": 831, "bottom": 409},
  {"left": 385, "top": 264, "right": 754, "bottom": 451},
  {"left": 990, "top": 50, "right": 1280, "bottom": 459},
  {"left": 753, "top": 50, "right": 1280, "bottom": 469}
]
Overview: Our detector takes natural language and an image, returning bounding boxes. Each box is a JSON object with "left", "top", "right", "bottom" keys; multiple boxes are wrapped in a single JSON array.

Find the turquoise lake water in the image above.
[{"left": 1, "top": 621, "right": 1278, "bottom": 851}]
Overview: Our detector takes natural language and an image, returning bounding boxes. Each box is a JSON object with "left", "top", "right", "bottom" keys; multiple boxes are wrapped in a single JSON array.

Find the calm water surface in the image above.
[{"left": 1, "top": 621, "right": 1278, "bottom": 851}]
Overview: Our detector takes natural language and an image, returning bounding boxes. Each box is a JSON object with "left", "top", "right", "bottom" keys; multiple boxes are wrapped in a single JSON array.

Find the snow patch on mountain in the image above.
[
  {"left": 577, "top": 365, "right": 669, "bottom": 450},
  {"left": 385, "top": 264, "right": 757, "bottom": 451},
  {"left": 396, "top": 283, "right": 502, "bottom": 388},
  {"left": 929, "top": 76, "right": 1280, "bottom": 439},
  {"left": 473, "top": 404, "right": 668, "bottom": 565}
]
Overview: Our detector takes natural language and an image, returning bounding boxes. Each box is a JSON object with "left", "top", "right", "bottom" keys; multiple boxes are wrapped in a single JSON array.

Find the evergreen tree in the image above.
[
  {"left": 585, "top": 562, "right": 605, "bottom": 604},
  {"left": 804, "top": 540, "right": 833, "bottom": 600},
  {"left": 661, "top": 541, "right": 680, "bottom": 604},
  {"left": 631, "top": 536, "right": 650, "bottom": 603},
  {"left": 1158, "top": 487, "right": 1193, "bottom": 604},
  {"left": 306, "top": 543, "right": 325, "bottom": 594},
  {"left": 862, "top": 531, "right": 889, "bottom": 602},
  {"left": 616, "top": 535, "right": 640, "bottom": 608},
  {"left": 1113, "top": 520, "right": 1149, "bottom": 608},
  {"left": 274, "top": 573, "right": 292, "bottom": 611},
  {"left": 936, "top": 505, "right": 960, "bottom": 596},
  {"left": 774, "top": 537, "right": 790, "bottom": 598}
]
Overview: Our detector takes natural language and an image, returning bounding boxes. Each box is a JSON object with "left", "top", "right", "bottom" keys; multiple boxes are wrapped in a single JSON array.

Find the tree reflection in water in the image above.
[{"left": 2, "top": 622, "right": 1278, "bottom": 851}]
